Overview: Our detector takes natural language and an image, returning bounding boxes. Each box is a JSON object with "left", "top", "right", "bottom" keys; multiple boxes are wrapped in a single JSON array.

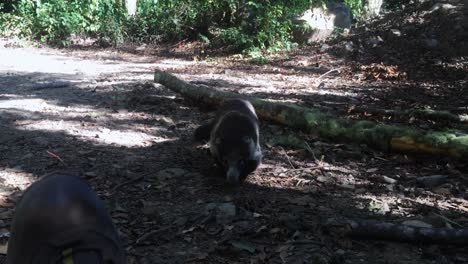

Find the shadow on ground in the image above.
[{"left": 0, "top": 53, "right": 467, "bottom": 264}]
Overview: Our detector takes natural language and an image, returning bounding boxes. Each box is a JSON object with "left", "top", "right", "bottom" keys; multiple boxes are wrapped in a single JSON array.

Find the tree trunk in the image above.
[
  {"left": 125, "top": 0, "right": 137, "bottom": 16},
  {"left": 154, "top": 69, "right": 468, "bottom": 159}
]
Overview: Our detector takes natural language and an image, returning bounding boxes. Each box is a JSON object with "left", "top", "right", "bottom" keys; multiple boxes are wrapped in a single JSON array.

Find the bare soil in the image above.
[{"left": 0, "top": 3, "right": 467, "bottom": 262}]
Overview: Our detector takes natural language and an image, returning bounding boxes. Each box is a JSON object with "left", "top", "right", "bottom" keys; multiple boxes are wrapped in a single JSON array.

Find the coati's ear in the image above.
[{"left": 214, "top": 137, "right": 222, "bottom": 145}]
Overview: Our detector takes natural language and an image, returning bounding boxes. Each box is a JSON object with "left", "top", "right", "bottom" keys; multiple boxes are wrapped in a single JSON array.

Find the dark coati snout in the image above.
[
  {"left": 195, "top": 99, "right": 262, "bottom": 185},
  {"left": 213, "top": 133, "right": 262, "bottom": 185}
]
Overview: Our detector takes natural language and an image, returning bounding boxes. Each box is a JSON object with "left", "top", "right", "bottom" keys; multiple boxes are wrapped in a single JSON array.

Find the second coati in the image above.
[{"left": 194, "top": 98, "right": 262, "bottom": 185}]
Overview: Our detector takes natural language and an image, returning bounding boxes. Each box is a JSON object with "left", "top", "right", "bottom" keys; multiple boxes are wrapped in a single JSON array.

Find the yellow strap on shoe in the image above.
[{"left": 62, "top": 248, "right": 74, "bottom": 264}]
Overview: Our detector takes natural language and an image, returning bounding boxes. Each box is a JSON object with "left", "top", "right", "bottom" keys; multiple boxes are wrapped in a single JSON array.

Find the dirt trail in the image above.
[{"left": 0, "top": 42, "right": 467, "bottom": 263}]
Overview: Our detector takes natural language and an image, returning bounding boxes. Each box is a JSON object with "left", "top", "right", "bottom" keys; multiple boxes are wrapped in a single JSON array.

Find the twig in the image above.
[
  {"left": 432, "top": 213, "right": 463, "bottom": 228},
  {"left": 135, "top": 226, "right": 172, "bottom": 244},
  {"left": 280, "top": 147, "right": 295, "bottom": 169},
  {"left": 305, "top": 142, "right": 328, "bottom": 177},
  {"left": 46, "top": 150, "right": 65, "bottom": 163},
  {"left": 111, "top": 174, "right": 147, "bottom": 194},
  {"left": 316, "top": 68, "right": 343, "bottom": 81},
  {"left": 286, "top": 166, "right": 322, "bottom": 172},
  {"left": 305, "top": 142, "right": 323, "bottom": 166},
  {"left": 373, "top": 156, "right": 389, "bottom": 161}
]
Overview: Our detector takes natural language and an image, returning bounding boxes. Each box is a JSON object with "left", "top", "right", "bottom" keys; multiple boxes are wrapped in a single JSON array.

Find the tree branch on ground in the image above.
[
  {"left": 153, "top": 69, "right": 468, "bottom": 159},
  {"left": 346, "top": 106, "right": 468, "bottom": 125},
  {"left": 327, "top": 218, "right": 468, "bottom": 245}
]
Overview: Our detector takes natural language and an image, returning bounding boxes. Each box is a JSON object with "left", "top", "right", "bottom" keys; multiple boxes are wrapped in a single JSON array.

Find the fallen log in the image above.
[
  {"left": 328, "top": 218, "right": 468, "bottom": 245},
  {"left": 345, "top": 106, "right": 468, "bottom": 125},
  {"left": 154, "top": 69, "right": 468, "bottom": 159}
]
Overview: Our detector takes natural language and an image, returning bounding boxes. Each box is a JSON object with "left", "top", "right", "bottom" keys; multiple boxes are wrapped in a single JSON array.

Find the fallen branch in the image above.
[
  {"left": 329, "top": 218, "right": 468, "bottom": 245},
  {"left": 154, "top": 69, "right": 468, "bottom": 159},
  {"left": 46, "top": 150, "right": 65, "bottom": 163},
  {"left": 32, "top": 81, "right": 71, "bottom": 90},
  {"left": 135, "top": 226, "right": 172, "bottom": 244},
  {"left": 111, "top": 175, "right": 145, "bottom": 194},
  {"left": 346, "top": 106, "right": 468, "bottom": 124}
]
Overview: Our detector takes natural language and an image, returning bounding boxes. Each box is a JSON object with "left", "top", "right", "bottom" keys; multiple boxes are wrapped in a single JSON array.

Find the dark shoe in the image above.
[{"left": 6, "top": 173, "right": 126, "bottom": 264}]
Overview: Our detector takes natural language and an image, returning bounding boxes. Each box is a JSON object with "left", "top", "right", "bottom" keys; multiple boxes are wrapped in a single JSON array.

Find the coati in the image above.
[
  {"left": 7, "top": 173, "right": 126, "bottom": 264},
  {"left": 194, "top": 98, "right": 262, "bottom": 185}
]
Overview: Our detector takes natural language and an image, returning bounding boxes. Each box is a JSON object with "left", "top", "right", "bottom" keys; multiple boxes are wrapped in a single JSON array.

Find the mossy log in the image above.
[
  {"left": 154, "top": 69, "right": 468, "bottom": 159},
  {"left": 346, "top": 106, "right": 468, "bottom": 125}
]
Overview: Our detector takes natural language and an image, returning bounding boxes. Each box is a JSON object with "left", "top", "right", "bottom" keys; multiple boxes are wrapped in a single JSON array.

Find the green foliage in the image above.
[
  {"left": 246, "top": 47, "right": 268, "bottom": 64},
  {"left": 343, "top": 0, "right": 363, "bottom": 19},
  {"left": 0, "top": 0, "right": 126, "bottom": 46},
  {"left": 215, "top": 27, "right": 252, "bottom": 52},
  {"left": 1, "top": 0, "right": 363, "bottom": 51},
  {"left": 91, "top": 0, "right": 126, "bottom": 46},
  {"left": 0, "top": 1, "right": 17, "bottom": 13}
]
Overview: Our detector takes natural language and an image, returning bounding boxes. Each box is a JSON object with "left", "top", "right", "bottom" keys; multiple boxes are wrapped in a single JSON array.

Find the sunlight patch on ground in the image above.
[
  {"left": 0, "top": 96, "right": 175, "bottom": 147},
  {"left": 0, "top": 96, "right": 154, "bottom": 121},
  {"left": 355, "top": 193, "right": 468, "bottom": 216},
  {"left": 155, "top": 59, "right": 202, "bottom": 69},
  {"left": 17, "top": 119, "right": 171, "bottom": 147},
  {"left": 356, "top": 194, "right": 403, "bottom": 215},
  {"left": 0, "top": 168, "right": 34, "bottom": 191},
  {"left": 188, "top": 72, "right": 360, "bottom": 98},
  {"left": 0, "top": 97, "right": 96, "bottom": 114},
  {"left": 0, "top": 47, "right": 152, "bottom": 76}
]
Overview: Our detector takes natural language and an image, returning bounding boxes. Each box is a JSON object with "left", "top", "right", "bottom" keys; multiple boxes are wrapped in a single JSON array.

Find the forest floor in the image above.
[{"left": 0, "top": 1, "right": 467, "bottom": 263}]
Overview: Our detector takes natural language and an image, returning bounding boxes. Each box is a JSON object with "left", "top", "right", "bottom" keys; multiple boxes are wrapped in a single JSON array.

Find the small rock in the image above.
[
  {"left": 390, "top": 29, "right": 401, "bottom": 36},
  {"left": 84, "top": 171, "right": 97, "bottom": 178},
  {"left": 339, "top": 183, "right": 355, "bottom": 191},
  {"left": 136, "top": 44, "right": 147, "bottom": 51},
  {"left": 230, "top": 240, "right": 256, "bottom": 253},
  {"left": 320, "top": 44, "right": 330, "bottom": 52},
  {"left": 316, "top": 176, "right": 330, "bottom": 183},
  {"left": 433, "top": 187, "right": 451, "bottom": 195},
  {"left": 416, "top": 175, "right": 448, "bottom": 187},
  {"left": 217, "top": 203, "right": 236, "bottom": 217},
  {"left": 270, "top": 227, "right": 281, "bottom": 234},
  {"left": 157, "top": 117, "right": 174, "bottom": 126},
  {"left": 205, "top": 202, "right": 236, "bottom": 224},
  {"left": 336, "top": 249, "right": 346, "bottom": 255},
  {"left": 382, "top": 176, "right": 397, "bottom": 184},
  {"left": 345, "top": 42, "right": 354, "bottom": 52}
]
